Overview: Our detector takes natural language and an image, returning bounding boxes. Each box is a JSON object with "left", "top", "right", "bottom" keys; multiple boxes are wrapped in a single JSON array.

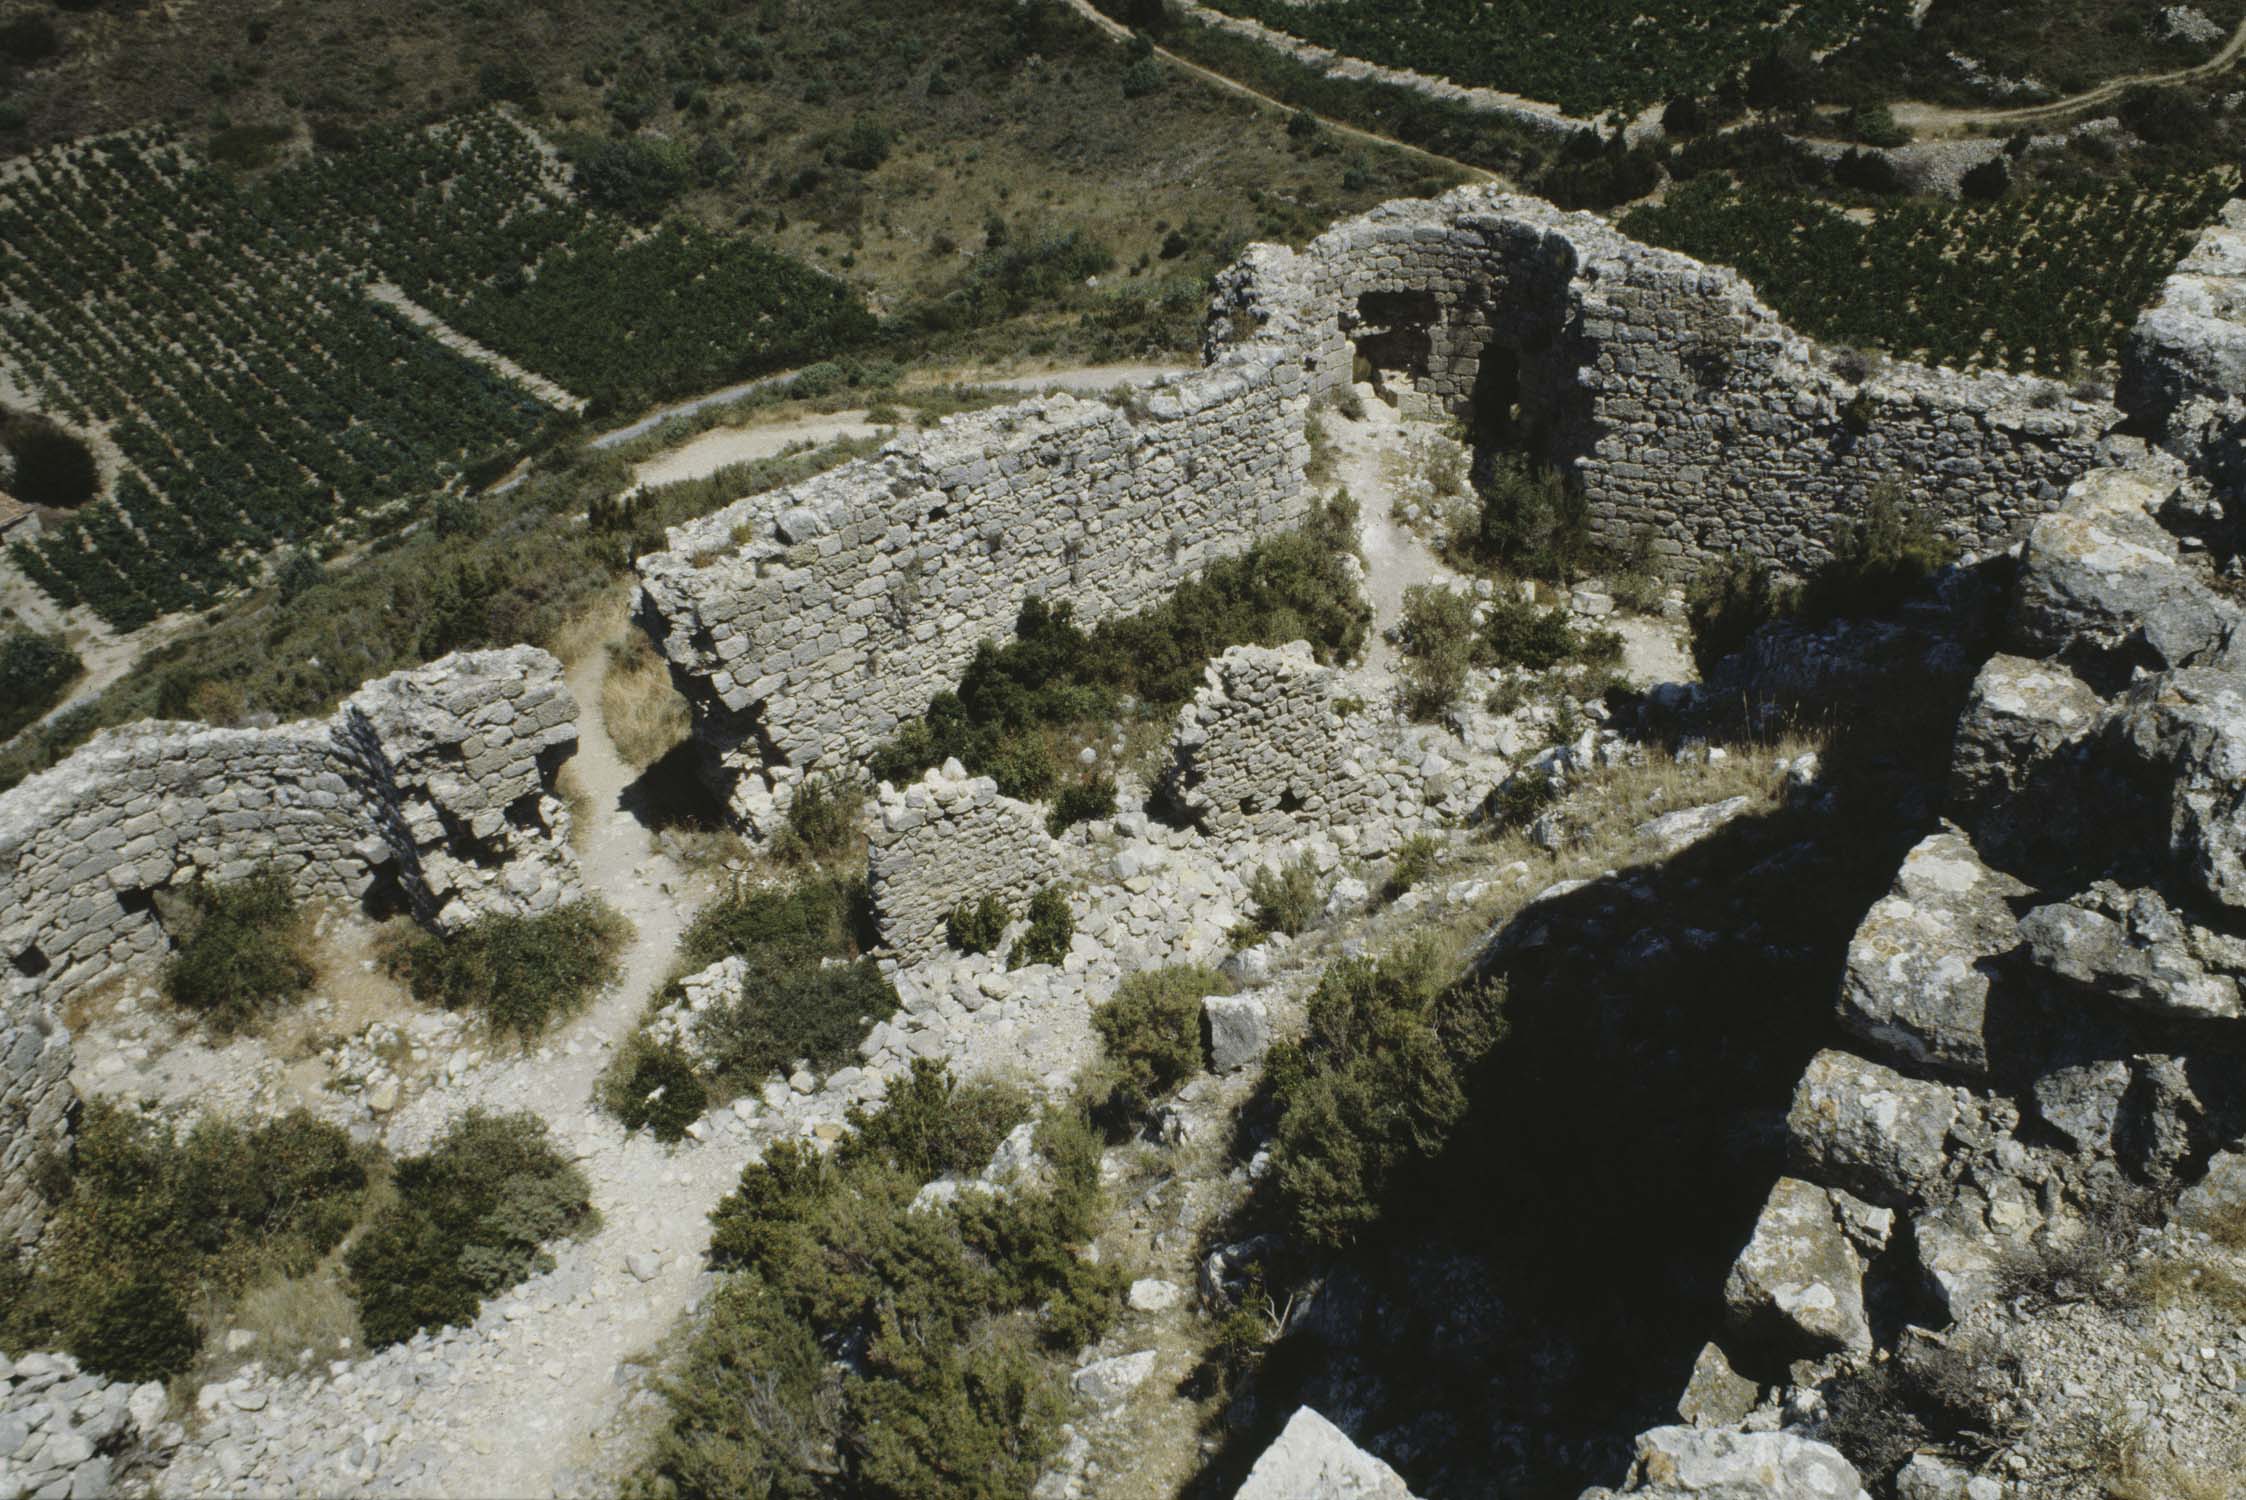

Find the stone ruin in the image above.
[
  {"left": 1165, "top": 642, "right": 1349, "bottom": 839},
  {"left": 868, "top": 765, "right": 1067, "bottom": 965},
  {"left": 638, "top": 186, "right": 2119, "bottom": 833},
  {"left": 0, "top": 646, "right": 583, "bottom": 1244}
]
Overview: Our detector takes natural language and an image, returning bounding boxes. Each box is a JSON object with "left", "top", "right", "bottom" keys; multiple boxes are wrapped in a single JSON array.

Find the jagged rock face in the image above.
[
  {"left": 2121, "top": 198, "right": 2246, "bottom": 497},
  {"left": 1722, "top": 1177, "right": 1873, "bottom": 1357},
  {"left": 1233, "top": 1407, "right": 1418, "bottom": 1500},
  {"left": 2020, "top": 881, "right": 2246, "bottom": 1019},
  {"left": 1839, "top": 829, "right": 2027, "bottom": 1075},
  {"left": 1786, "top": 1049, "right": 1959, "bottom": 1209}
]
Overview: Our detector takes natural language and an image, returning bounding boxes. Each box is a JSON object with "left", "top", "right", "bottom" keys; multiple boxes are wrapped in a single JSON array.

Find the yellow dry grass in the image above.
[{"left": 603, "top": 632, "right": 692, "bottom": 770}]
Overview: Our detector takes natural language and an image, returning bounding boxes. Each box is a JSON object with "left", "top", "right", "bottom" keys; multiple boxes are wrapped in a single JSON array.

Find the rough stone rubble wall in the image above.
[
  {"left": 2123, "top": 197, "right": 2246, "bottom": 498},
  {"left": 0, "top": 646, "right": 582, "bottom": 1008},
  {"left": 869, "top": 767, "right": 1065, "bottom": 965},
  {"left": 1166, "top": 642, "right": 1347, "bottom": 838},
  {"left": 0, "top": 977, "right": 71, "bottom": 1248},
  {"left": 640, "top": 187, "right": 2123, "bottom": 831},
  {"left": 1211, "top": 189, "right": 2115, "bottom": 574}
]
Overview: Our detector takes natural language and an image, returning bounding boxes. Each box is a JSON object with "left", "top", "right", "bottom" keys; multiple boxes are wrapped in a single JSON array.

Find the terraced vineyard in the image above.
[
  {"left": 1622, "top": 171, "right": 2238, "bottom": 375},
  {"left": 1198, "top": 0, "right": 1908, "bottom": 115},
  {"left": 0, "top": 113, "right": 872, "bottom": 629}
]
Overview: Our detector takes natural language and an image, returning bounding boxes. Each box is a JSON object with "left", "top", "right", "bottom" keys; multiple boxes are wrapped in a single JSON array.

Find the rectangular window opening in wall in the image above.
[
  {"left": 116, "top": 887, "right": 157, "bottom": 919},
  {"left": 10, "top": 944, "right": 49, "bottom": 978},
  {"left": 927, "top": 504, "right": 949, "bottom": 523}
]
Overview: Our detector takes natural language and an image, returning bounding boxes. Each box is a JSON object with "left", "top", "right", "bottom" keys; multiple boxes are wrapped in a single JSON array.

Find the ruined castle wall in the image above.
[
  {"left": 869, "top": 768, "right": 1065, "bottom": 964},
  {"left": 0, "top": 646, "right": 582, "bottom": 1008},
  {"left": 640, "top": 187, "right": 2124, "bottom": 831},
  {"left": 1166, "top": 642, "right": 1349, "bottom": 839},
  {"left": 637, "top": 368, "right": 1312, "bottom": 831},
  {"left": 0, "top": 977, "right": 72, "bottom": 1247},
  {"left": 1213, "top": 191, "right": 2117, "bottom": 574}
]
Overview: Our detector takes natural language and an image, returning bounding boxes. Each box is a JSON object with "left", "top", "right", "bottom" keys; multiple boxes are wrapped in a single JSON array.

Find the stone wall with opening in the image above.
[
  {"left": 1165, "top": 642, "right": 1349, "bottom": 839},
  {"left": 0, "top": 974, "right": 71, "bottom": 1248},
  {"left": 0, "top": 646, "right": 582, "bottom": 1008}
]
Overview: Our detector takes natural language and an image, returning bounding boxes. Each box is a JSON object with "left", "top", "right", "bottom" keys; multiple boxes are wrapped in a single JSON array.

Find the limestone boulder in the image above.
[
  {"left": 1948, "top": 654, "right": 2104, "bottom": 821},
  {"left": 2010, "top": 469, "right": 2233, "bottom": 674},
  {"left": 1675, "top": 1344, "right": 1758, "bottom": 1429},
  {"left": 2018, "top": 881, "right": 2246, "bottom": 1021},
  {"left": 1786, "top": 1050, "right": 1958, "bottom": 1208},
  {"left": 1233, "top": 1406, "right": 1416, "bottom": 1500},
  {"left": 1722, "top": 1178, "right": 1872, "bottom": 1357},
  {"left": 2108, "top": 665, "right": 2246, "bottom": 912},
  {"left": 1204, "top": 994, "right": 1272, "bottom": 1073},
  {"left": 1583, "top": 1426, "right": 1868, "bottom": 1499},
  {"left": 1838, "top": 830, "right": 2026, "bottom": 1074}
]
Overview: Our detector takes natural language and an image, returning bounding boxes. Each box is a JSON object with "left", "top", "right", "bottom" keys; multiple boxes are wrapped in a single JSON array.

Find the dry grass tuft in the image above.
[{"left": 603, "top": 631, "right": 692, "bottom": 769}]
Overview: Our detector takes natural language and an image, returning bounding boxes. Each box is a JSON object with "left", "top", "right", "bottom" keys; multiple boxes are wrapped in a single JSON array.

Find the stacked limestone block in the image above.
[
  {"left": 0, "top": 1350, "right": 172, "bottom": 1500},
  {"left": 869, "top": 765, "right": 1065, "bottom": 964},
  {"left": 0, "top": 977, "right": 70, "bottom": 1248},
  {"left": 2122, "top": 198, "right": 2246, "bottom": 496},
  {"left": 637, "top": 375, "right": 1314, "bottom": 835},
  {"left": 1167, "top": 642, "right": 1346, "bottom": 839},
  {"left": 1208, "top": 188, "right": 2114, "bottom": 575},
  {"left": 0, "top": 646, "right": 581, "bottom": 1007}
]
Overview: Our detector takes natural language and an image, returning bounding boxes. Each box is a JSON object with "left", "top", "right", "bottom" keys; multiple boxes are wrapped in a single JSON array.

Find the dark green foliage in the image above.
[
  {"left": 945, "top": 893, "right": 1010, "bottom": 956},
  {"left": 1959, "top": 155, "right": 2009, "bottom": 201},
  {"left": 2, "top": 411, "right": 98, "bottom": 507},
  {"left": 346, "top": 1111, "right": 594, "bottom": 1347},
  {"left": 1264, "top": 939, "right": 1506, "bottom": 1249},
  {"left": 570, "top": 135, "right": 695, "bottom": 219},
  {"left": 1460, "top": 457, "right": 1593, "bottom": 582},
  {"left": 678, "top": 875, "right": 874, "bottom": 975},
  {"left": 0, "top": 15, "right": 58, "bottom": 66},
  {"left": 27, "top": 1102, "right": 371, "bottom": 1379},
  {"left": 838, "top": 1059, "right": 1032, "bottom": 1182},
  {"left": 1047, "top": 775, "right": 1116, "bottom": 834},
  {"left": 273, "top": 549, "right": 324, "bottom": 602},
  {"left": 774, "top": 775, "right": 864, "bottom": 865},
  {"left": 1089, "top": 964, "right": 1228, "bottom": 1125},
  {"left": 1397, "top": 583, "right": 1477, "bottom": 720},
  {"left": 609, "top": 1037, "right": 711, "bottom": 1144},
  {"left": 0, "top": 627, "right": 80, "bottom": 740},
  {"left": 868, "top": 502, "right": 1367, "bottom": 791},
  {"left": 1481, "top": 598, "right": 1622, "bottom": 671},
  {"left": 1007, "top": 887, "right": 1074, "bottom": 970},
  {"left": 476, "top": 59, "right": 540, "bottom": 108},
  {"left": 835, "top": 118, "right": 891, "bottom": 170},
  {"left": 694, "top": 958, "right": 898, "bottom": 1097},
  {"left": 651, "top": 1068, "right": 1116, "bottom": 1498},
  {"left": 1382, "top": 833, "right": 1443, "bottom": 901},
  {"left": 384, "top": 901, "right": 629, "bottom": 1038},
  {"left": 1686, "top": 557, "right": 1793, "bottom": 677},
  {"left": 207, "top": 123, "right": 292, "bottom": 170},
  {"left": 1239, "top": 855, "right": 1321, "bottom": 940},
  {"left": 1121, "top": 57, "right": 1167, "bottom": 98},
  {"left": 162, "top": 870, "right": 315, "bottom": 1036},
  {"left": 1487, "top": 768, "right": 1560, "bottom": 828}
]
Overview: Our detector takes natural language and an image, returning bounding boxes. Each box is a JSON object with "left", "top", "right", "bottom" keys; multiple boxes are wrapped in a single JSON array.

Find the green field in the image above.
[
  {"left": 1622, "top": 172, "right": 2237, "bottom": 375},
  {"left": 0, "top": 114, "right": 869, "bottom": 628}
]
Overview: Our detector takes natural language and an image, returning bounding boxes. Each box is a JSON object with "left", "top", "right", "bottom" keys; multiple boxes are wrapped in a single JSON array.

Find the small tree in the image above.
[
  {"left": 1398, "top": 584, "right": 1477, "bottom": 720},
  {"left": 1008, "top": 887, "right": 1074, "bottom": 969}
]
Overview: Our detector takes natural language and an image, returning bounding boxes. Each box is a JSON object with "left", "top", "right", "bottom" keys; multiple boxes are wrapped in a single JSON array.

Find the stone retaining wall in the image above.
[
  {"left": 639, "top": 187, "right": 2129, "bottom": 832},
  {"left": 0, "top": 976, "right": 71, "bottom": 1248},
  {"left": 0, "top": 646, "right": 581, "bottom": 1007},
  {"left": 869, "top": 767, "right": 1065, "bottom": 964}
]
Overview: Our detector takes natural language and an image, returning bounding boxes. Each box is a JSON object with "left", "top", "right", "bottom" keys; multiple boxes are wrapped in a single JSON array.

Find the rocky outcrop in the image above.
[
  {"left": 0, "top": 1350, "right": 173, "bottom": 1500},
  {"left": 0, "top": 977, "right": 69, "bottom": 1249},
  {"left": 1723, "top": 1178, "right": 1874, "bottom": 1358},
  {"left": 1581, "top": 1427, "right": 1867, "bottom": 1499},
  {"left": 1838, "top": 829, "right": 2026, "bottom": 1075},
  {"left": 1234, "top": 1406, "right": 1418, "bottom": 1500}
]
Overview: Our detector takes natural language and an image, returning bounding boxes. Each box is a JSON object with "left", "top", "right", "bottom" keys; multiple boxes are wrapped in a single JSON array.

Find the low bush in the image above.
[
  {"left": 1265, "top": 938, "right": 1507, "bottom": 1249},
  {"left": 868, "top": 501, "right": 1367, "bottom": 793},
  {"left": 347, "top": 1110, "right": 594, "bottom": 1347},
  {"left": 1007, "top": 886, "right": 1074, "bottom": 970},
  {"left": 608, "top": 1036, "right": 711, "bottom": 1143},
  {"left": 161, "top": 870, "right": 316, "bottom": 1036},
  {"left": 773, "top": 775, "right": 865, "bottom": 865},
  {"left": 1383, "top": 833, "right": 1443, "bottom": 901},
  {"left": 21, "top": 1102, "right": 372, "bottom": 1380},
  {"left": 1457, "top": 457, "right": 1593, "bottom": 582},
  {"left": 1482, "top": 599, "right": 1622, "bottom": 671},
  {"left": 0, "top": 627, "right": 80, "bottom": 740},
  {"left": 639, "top": 1065, "right": 1118, "bottom": 1497},
  {"left": 1685, "top": 557, "right": 1794, "bottom": 678},
  {"left": 1238, "top": 854, "right": 1321, "bottom": 941},
  {"left": 1047, "top": 774, "right": 1116, "bottom": 834},
  {"left": 1397, "top": 584, "right": 1477, "bottom": 720},
  {"left": 1088, "top": 964, "right": 1230, "bottom": 1127},
  {"left": 946, "top": 893, "right": 1010, "bottom": 955},
  {"left": 384, "top": 900, "right": 629, "bottom": 1038}
]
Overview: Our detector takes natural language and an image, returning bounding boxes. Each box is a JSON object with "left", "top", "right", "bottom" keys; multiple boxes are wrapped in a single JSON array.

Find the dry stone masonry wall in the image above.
[
  {"left": 641, "top": 187, "right": 2137, "bottom": 832},
  {"left": 1165, "top": 642, "right": 1349, "bottom": 839},
  {"left": 0, "top": 977, "right": 70, "bottom": 1249},
  {"left": 869, "top": 766, "right": 1067, "bottom": 964},
  {"left": 0, "top": 646, "right": 582, "bottom": 1007}
]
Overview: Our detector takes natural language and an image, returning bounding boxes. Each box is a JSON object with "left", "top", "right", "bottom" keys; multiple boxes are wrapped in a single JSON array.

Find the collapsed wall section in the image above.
[
  {"left": 1165, "top": 642, "right": 1348, "bottom": 839},
  {"left": 0, "top": 976, "right": 71, "bottom": 1248},
  {"left": 0, "top": 646, "right": 581, "bottom": 1008},
  {"left": 1211, "top": 190, "right": 2116, "bottom": 573},
  {"left": 868, "top": 766, "right": 1065, "bottom": 965}
]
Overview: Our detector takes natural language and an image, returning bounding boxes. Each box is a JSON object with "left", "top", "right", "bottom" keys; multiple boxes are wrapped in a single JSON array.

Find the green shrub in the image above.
[
  {"left": 1047, "top": 774, "right": 1116, "bottom": 834},
  {"left": 1488, "top": 768, "right": 1560, "bottom": 828},
  {"left": 1685, "top": 556, "right": 1792, "bottom": 677},
  {"left": 678, "top": 874, "right": 872, "bottom": 975},
  {"left": 1481, "top": 599, "right": 1620, "bottom": 671},
  {"left": 0, "top": 627, "right": 81, "bottom": 740},
  {"left": 162, "top": 870, "right": 315, "bottom": 1036},
  {"left": 609, "top": 1036, "right": 711, "bottom": 1144},
  {"left": 1007, "top": 887, "right": 1074, "bottom": 970},
  {"left": 692, "top": 957, "right": 897, "bottom": 1098},
  {"left": 868, "top": 503, "right": 1366, "bottom": 789},
  {"left": 1383, "top": 833, "right": 1443, "bottom": 901},
  {"left": 1265, "top": 939, "right": 1507, "bottom": 1248},
  {"left": 1397, "top": 583, "right": 1477, "bottom": 720},
  {"left": 572, "top": 135, "right": 694, "bottom": 219},
  {"left": 1089, "top": 964, "right": 1229, "bottom": 1126},
  {"left": 774, "top": 775, "right": 864, "bottom": 865},
  {"left": 1798, "top": 481, "right": 1959, "bottom": 623},
  {"left": 1460, "top": 457, "right": 1593, "bottom": 581},
  {"left": 1122, "top": 57, "right": 1166, "bottom": 97},
  {"left": 1239, "top": 854, "right": 1322, "bottom": 940},
  {"left": 384, "top": 900, "right": 629, "bottom": 1038},
  {"left": 652, "top": 1068, "right": 1117, "bottom": 1500},
  {"left": 30, "top": 1103, "right": 371, "bottom": 1379},
  {"left": 347, "top": 1111, "right": 594, "bottom": 1347},
  {"left": 946, "top": 894, "right": 1010, "bottom": 955}
]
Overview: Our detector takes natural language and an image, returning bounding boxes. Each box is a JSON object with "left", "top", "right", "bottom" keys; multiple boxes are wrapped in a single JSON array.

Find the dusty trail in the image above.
[
  {"left": 1321, "top": 390, "right": 1468, "bottom": 677},
  {"left": 1888, "top": 17, "right": 2246, "bottom": 137}
]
